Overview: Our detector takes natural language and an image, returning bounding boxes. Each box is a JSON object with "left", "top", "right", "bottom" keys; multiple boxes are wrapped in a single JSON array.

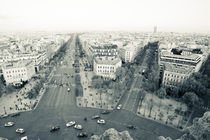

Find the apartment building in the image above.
[
  {"left": 159, "top": 50, "right": 204, "bottom": 87},
  {"left": 94, "top": 56, "right": 122, "bottom": 79},
  {"left": 162, "top": 64, "right": 193, "bottom": 88},
  {"left": 2, "top": 60, "right": 35, "bottom": 86},
  {"left": 160, "top": 50, "right": 203, "bottom": 73}
]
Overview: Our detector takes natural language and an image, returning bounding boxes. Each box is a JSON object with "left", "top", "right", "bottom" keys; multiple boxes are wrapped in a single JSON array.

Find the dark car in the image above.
[
  {"left": 126, "top": 125, "right": 137, "bottom": 130},
  {"left": 91, "top": 115, "right": 100, "bottom": 120},
  {"left": 11, "top": 113, "right": 20, "bottom": 117},
  {"left": 101, "top": 110, "right": 110, "bottom": 114},
  {"left": 77, "top": 132, "right": 88, "bottom": 137},
  {"left": 50, "top": 126, "right": 60, "bottom": 132}
]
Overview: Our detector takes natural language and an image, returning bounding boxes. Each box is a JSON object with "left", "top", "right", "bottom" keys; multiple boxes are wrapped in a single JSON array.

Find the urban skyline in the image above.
[{"left": 0, "top": 0, "right": 210, "bottom": 33}]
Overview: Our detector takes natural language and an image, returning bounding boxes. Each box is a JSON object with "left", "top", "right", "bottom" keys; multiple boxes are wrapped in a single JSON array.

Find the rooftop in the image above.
[
  {"left": 94, "top": 56, "right": 121, "bottom": 65},
  {"left": 92, "top": 44, "right": 118, "bottom": 49},
  {"left": 3, "top": 60, "right": 34, "bottom": 69},
  {"left": 161, "top": 50, "right": 201, "bottom": 61}
]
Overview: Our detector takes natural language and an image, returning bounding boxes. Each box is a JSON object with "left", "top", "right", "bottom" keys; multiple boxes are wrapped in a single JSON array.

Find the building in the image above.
[
  {"left": 154, "top": 26, "right": 157, "bottom": 33},
  {"left": 119, "top": 43, "right": 141, "bottom": 62},
  {"left": 92, "top": 44, "right": 118, "bottom": 57},
  {"left": 160, "top": 50, "right": 203, "bottom": 73},
  {"left": 94, "top": 56, "right": 122, "bottom": 79},
  {"left": 159, "top": 50, "right": 204, "bottom": 86},
  {"left": 162, "top": 64, "right": 193, "bottom": 88},
  {"left": 2, "top": 60, "right": 35, "bottom": 86}
]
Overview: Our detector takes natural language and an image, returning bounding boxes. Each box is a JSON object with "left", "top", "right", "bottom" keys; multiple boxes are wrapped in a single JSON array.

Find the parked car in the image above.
[
  {"left": 126, "top": 125, "right": 137, "bottom": 130},
  {"left": 91, "top": 115, "right": 100, "bottom": 120},
  {"left": 21, "top": 136, "right": 28, "bottom": 140},
  {"left": 117, "top": 104, "right": 122, "bottom": 110},
  {"left": 74, "top": 124, "right": 82, "bottom": 130},
  {"left": 16, "top": 128, "right": 25, "bottom": 134},
  {"left": 101, "top": 110, "right": 110, "bottom": 114},
  {"left": 4, "top": 122, "right": 14, "bottom": 127},
  {"left": 97, "top": 119, "right": 105, "bottom": 124},
  {"left": 50, "top": 126, "right": 60, "bottom": 132},
  {"left": 66, "top": 121, "right": 75, "bottom": 127},
  {"left": 77, "top": 132, "right": 88, "bottom": 137}
]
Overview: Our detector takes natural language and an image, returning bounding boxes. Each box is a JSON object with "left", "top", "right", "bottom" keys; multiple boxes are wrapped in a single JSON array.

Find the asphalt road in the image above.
[{"left": 0, "top": 34, "right": 183, "bottom": 140}]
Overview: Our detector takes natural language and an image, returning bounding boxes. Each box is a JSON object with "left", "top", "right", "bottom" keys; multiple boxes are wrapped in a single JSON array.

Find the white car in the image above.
[
  {"left": 67, "top": 88, "right": 71, "bottom": 92},
  {"left": 66, "top": 121, "right": 75, "bottom": 127},
  {"left": 74, "top": 124, "right": 82, "bottom": 130},
  {"left": 4, "top": 122, "right": 14, "bottom": 127},
  {"left": 21, "top": 136, "right": 28, "bottom": 140},
  {"left": 117, "top": 104, "right": 122, "bottom": 110},
  {"left": 16, "top": 128, "right": 25, "bottom": 134},
  {"left": 97, "top": 119, "right": 105, "bottom": 124}
]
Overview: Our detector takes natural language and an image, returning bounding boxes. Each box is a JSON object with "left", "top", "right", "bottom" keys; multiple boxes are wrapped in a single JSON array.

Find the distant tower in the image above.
[{"left": 153, "top": 26, "right": 157, "bottom": 33}]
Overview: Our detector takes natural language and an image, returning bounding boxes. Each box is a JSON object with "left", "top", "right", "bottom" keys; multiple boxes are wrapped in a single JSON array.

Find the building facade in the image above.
[
  {"left": 2, "top": 60, "right": 35, "bottom": 86},
  {"left": 162, "top": 64, "right": 193, "bottom": 88},
  {"left": 92, "top": 45, "right": 118, "bottom": 57},
  {"left": 94, "top": 56, "right": 122, "bottom": 79}
]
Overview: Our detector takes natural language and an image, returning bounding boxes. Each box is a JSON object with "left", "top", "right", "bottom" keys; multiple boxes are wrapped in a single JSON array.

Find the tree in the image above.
[
  {"left": 179, "top": 112, "right": 210, "bottom": 140},
  {"left": 182, "top": 92, "right": 199, "bottom": 108},
  {"left": 115, "top": 67, "right": 126, "bottom": 81},
  {"left": 156, "top": 87, "right": 167, "bottom": 99}
]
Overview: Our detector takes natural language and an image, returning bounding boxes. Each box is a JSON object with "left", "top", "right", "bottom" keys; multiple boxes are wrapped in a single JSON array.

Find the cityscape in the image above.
[{"left": 0, "top": 0, "right": 210, "bottom": 140}]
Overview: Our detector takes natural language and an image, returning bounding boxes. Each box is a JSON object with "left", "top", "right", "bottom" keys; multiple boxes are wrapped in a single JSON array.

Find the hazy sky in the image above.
[{"left": 0, "top": 0, "right": 210, "bottom": 33}]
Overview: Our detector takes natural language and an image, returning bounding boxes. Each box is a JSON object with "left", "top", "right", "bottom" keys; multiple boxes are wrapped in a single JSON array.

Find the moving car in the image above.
[
  {"left": 74, "top": 124, "right": 82, "bottom": 130},
  {"left": 91, "top": 115, "right": 100, "bottom": 120},
  {"left": 126, "top": 125, "right": 137, "bottom": 130},
  {"left": 16, "top": 128, "right": 25, "bottom": 134},
  {"left": 50, "top": 126, "right": 60, "bottom": 132},
  {"left": 66, "top": 121, "right": 75, "bottom": 127},
  {"left": 97, "top": 119, "right": 105, "bottom": 124},
  {"left": 4, "top": 122, "right": 14, "bottom": 127},
  {"left": 101, "top": 110, "right": 110, "bottom": 114},
  {"left": 21, "top": 136, "right": 28, "bottom": 140},
  {"left": 117, "top": 104, "right": 122, "bottom": 110},
  {"left": 77, "top": 132, "right": 88, "bottom": 137}
]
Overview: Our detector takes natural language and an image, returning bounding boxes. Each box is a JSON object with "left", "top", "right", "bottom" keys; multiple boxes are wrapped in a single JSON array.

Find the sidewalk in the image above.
[{"left": 0, "top": 67, "right": 55, "bottom": 116}]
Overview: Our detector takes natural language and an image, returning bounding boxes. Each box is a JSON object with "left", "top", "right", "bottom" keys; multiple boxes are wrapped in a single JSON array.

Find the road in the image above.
[{"left": 0, "top": 34, "right": 183, "bottom": 140}]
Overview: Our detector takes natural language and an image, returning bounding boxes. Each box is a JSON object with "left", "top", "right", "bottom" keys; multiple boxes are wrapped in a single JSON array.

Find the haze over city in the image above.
[{"left": 0, "top": 0, "right": 210, "bottom": 33}]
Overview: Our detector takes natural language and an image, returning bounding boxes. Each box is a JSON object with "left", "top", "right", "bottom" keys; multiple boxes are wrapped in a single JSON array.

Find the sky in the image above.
[{"left": 0, "top": 0, "right": 210, "bottom": 33}]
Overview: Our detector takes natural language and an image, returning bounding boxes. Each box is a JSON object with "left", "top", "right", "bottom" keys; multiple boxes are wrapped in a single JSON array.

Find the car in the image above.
[
  {"left": 117, "top": 104, "right": 122, "bottom": 110},
  {"left": 4, "top": 121, "right": 14, "bottom": 127},
  {"left": 126, "top": 125, "right": 137, "bottom": 130},
  {"left": 91, "top": 115, "right": 100, "bottom": 120},
  {"left": 77, "top": 132, "right": 88, "bottom": 137},
  {"left": 97, "top": 119, "right": 105, "bottom": 124},
  {"left": 21, "top": 136, "right": 28, "bottom": 140},
  {"left": 50, "top": 126, "right": 60, "bottom": 132},
  {"left": 16, "top": 128, "right": 25, "bottom": 134},
  {"left": 0, "top": 114, "right": 9, "bottom": 119},
  {"left": 66, "top": 121, "right": 75, "bottom": 127},
  {"left": 67, "top": 88, "right": 71, "bottom": 92},
  {"left": 74, "top": 124, "right": 82, "bottom": 130},
  {"left": 101, "top": 110, "right": 110, "bottom": 114},
  {"left": 11, "top": 112, "right": 20, "bottom": 117}
]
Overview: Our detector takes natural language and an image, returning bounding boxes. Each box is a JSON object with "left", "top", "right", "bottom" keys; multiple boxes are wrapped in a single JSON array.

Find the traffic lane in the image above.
[
  {"left": 106, "top": 109, "right": 183, "bottom": 139},
  {"left": 123, "top": 90, "right": 139, "bottom": 113}
]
